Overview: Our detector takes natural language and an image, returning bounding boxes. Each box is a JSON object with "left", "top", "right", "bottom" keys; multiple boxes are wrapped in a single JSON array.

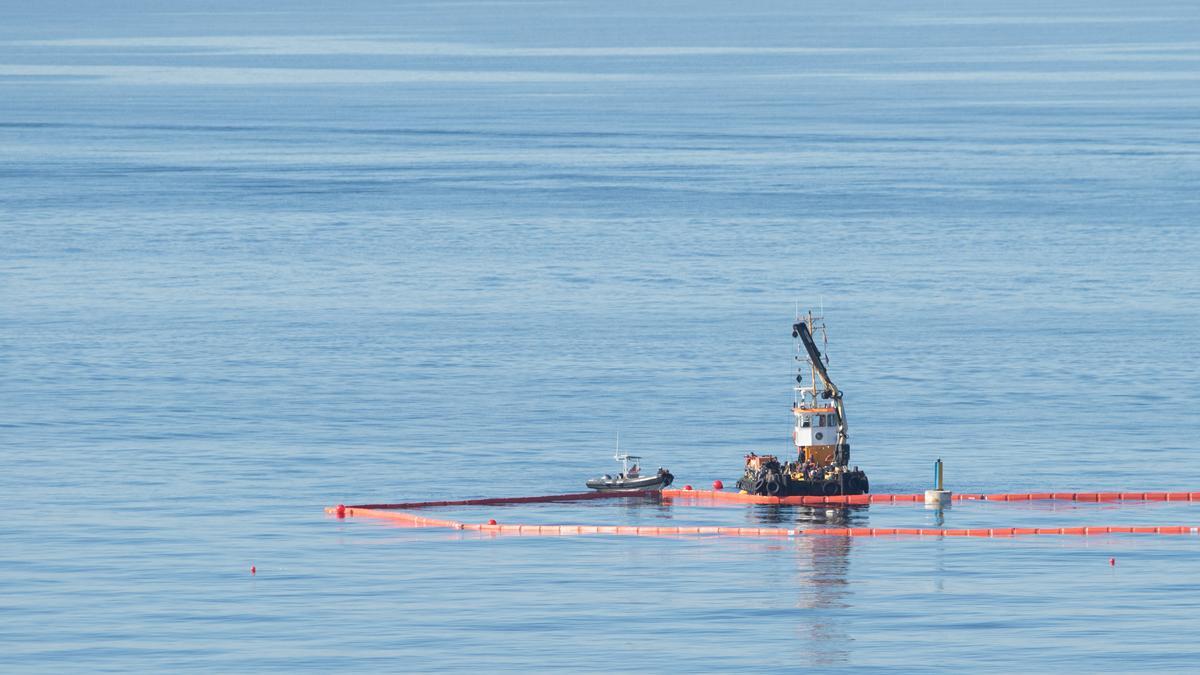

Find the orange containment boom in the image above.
[
  {"left": 325, "top": 489, "right": 1200, "bottom": 539},
  {"left": 325, "top": 506, "right": 1200, "bottom": 538},
  {"left": 660, "top": 489, "right": 1200, "bottom": 504},
  {"left": 348, "top": 491, "right": 656, "bottom": 510}
]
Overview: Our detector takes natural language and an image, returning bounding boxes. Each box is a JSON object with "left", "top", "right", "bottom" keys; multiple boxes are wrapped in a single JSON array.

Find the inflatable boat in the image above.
[{"left": 586, "top": 450, "right": 673, "bottom": 492}]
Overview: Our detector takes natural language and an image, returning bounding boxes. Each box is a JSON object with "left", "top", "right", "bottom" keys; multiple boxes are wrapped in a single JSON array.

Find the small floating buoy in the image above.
[
  {"left": 684, "top": 485, "right": 693, "bottom": 491},
  {"left": 336, "top": 504, "right": 346, "bottom": 518},
  {"left": 250, "top": 565, "right": 256, "bottom": 575},
  {"left": 1110, "top": 557, "right": 1116, "bottom": 566},
  {"left": 713, "top": 480, "right": 724, "bottom": 490},
  {"left": 487, "top": 519, "right": 497, "bottom": 525}
]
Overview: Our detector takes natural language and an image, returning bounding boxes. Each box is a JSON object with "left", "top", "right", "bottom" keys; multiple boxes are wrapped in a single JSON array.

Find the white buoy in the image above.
[
  {"left": 925, "top": 489, "right": 952, "bottom": 506},
  {"left": 925, "top": 458, "right": 952, "bottom": 506}
]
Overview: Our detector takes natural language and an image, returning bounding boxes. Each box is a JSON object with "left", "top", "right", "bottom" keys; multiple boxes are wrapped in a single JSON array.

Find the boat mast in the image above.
[
  {"left": 793, "top": 309, "right": 850, "bottom": 461},
  {"left": 614, "top": 432, "right": 629, "bottom": 474}
]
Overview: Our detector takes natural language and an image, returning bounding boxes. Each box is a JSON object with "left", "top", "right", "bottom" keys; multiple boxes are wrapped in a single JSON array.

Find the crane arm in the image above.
[
  {"left": 794, "top": 321, "right": 837, "bottom": 396},
  {"left": 793, "top": 321, "right": 850, "bottom": 450}
]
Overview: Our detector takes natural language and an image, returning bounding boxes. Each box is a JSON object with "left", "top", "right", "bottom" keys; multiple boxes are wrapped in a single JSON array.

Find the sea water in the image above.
[{"left": 2, "top": 0, "right": 1199, "bottom": 671}]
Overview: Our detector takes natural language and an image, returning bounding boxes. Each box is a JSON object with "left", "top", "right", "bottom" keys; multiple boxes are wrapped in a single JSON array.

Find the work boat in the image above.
[
  {"left": 586, "top": 449, "right": 674, "bottom": 492},
  {"left": 736, "top": 313, "right": 870, "bottom": 497}
]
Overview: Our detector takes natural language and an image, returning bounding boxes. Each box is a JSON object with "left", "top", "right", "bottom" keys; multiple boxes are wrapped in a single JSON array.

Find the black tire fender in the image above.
[{"left": 764, "top": 476, "right": 781, "bottom": 496}]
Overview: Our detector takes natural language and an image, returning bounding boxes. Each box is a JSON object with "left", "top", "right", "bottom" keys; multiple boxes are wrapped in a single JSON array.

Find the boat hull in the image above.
[{"left": 737, "top": 469, "right": 869, "bottom": 497}]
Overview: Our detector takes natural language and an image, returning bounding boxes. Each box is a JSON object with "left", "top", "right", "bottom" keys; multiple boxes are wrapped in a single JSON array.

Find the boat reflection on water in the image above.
[
  {"left": 581, "top": 497, "right": 856, "bottom": 665},
  {"left": 751, "top": 504, "right": 858, "bottom": 666},
  {"left": 749, "top": 504, "right": 868, "bottom": 528},
  {"left": 615, "top": 493, "right": 675, "bottom": 521},
  {"left": 792, "top": 533, "right": 853, "bottom": 665}
]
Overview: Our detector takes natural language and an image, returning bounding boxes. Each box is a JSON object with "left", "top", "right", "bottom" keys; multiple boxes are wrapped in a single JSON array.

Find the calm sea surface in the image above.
[{"left": 3, "top": 1, "right": 1200, "bottom": 671}]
